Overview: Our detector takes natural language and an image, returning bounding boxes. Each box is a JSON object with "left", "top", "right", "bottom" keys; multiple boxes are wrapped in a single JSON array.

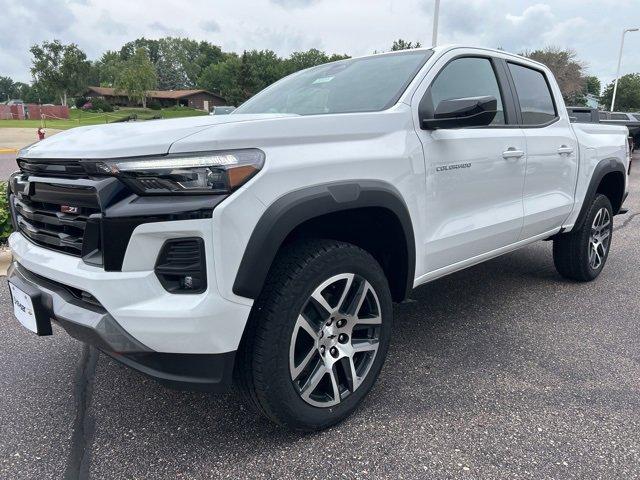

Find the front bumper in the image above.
[
  {"left": 9, "top": 227, "right": 251, "bottom": 354},
  {"left": 8, "top": 261, "right": 235, "bottom": 392}
]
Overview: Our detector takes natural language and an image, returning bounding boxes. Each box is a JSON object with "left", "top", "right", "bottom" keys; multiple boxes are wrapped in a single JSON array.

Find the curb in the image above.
[{"left": 0, "top": 148, "right": 18, "bottom": 154}]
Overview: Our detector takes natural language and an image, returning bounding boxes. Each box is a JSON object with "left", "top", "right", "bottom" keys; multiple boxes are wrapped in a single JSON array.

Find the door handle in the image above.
[
  {"left": 558, "top": 145, "right": 574, "bottom": 155},
  {"left": 502, "top": 148, "right": 525, "bottom": 159}
]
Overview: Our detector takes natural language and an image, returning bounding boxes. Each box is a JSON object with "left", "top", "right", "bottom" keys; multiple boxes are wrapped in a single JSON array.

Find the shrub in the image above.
[
  {"left": 0, "top": 182, "right": 13, "bottom": 242},
  {"left": 75, "top": 96, "right": 88, "bottom": 109},
  {"left": 86, "top": 97, "right": 114, "bottom": 113},
  {"left": 147, "top": 99, "right": 162, "bottom": 110}
]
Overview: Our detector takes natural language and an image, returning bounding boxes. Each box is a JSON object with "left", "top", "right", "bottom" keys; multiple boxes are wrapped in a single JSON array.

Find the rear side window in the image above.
[
  {"left": 425, "top": 57, "right": 505, "bottom": 125},
  {"left": 599, "top": 112, "right": 609, "bottom": 120},
  {"left": 508, "top": 63, "right": 557, "bottom": 125}
]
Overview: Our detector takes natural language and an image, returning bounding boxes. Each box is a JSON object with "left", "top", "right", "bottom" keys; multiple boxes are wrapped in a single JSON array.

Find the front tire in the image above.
[
  {"left": 553, "top": 194, "right": 613, "bottom": 282},
  {"left": 234, "top": 239, "right": 393, "bottom": 431}
]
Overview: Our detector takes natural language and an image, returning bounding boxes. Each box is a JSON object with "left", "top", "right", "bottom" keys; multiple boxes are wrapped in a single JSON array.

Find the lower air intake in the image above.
[{"left": 154, "top": 238, "right": 207, "bottom": 294}]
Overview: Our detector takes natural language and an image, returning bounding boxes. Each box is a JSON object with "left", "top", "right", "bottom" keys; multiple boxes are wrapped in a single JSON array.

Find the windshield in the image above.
[{"left": 234, "top": 50, "right": 433, "bottom": 116}]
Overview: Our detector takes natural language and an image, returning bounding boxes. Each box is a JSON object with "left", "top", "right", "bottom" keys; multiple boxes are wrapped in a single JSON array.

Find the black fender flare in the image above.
[
  {"left": 232, "top": 180, "right": 416, "bottom": 300},
  {"left": 574, "top": 157, "right": 627, "bottom": 229}
]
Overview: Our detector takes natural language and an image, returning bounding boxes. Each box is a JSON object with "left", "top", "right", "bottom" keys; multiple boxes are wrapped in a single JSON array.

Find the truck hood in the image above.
[{"left": 19, "top": 114, "right": 296, "bottom": 159}]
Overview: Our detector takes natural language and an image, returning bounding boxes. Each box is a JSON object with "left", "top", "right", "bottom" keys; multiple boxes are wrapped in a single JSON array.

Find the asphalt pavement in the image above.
[{"left": 1, "top": 157, "right": 639, "bottom": 479}]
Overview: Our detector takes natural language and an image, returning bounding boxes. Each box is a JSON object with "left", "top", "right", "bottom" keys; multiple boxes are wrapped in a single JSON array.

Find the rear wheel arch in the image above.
[
  {"left": 575, "top": 158, "right": 626, "bottom": 229},
  {"left": 232, "top": 181, "right": 416, "bottom": 303}
]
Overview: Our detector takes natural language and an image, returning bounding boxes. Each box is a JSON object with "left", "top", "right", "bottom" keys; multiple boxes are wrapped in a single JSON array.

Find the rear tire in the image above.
[
  {"left": 553, "top": 194, "right": 613, "bottom": 282},
  {"left": 234, "top": 239, "right": 393, "bottom": 431}
]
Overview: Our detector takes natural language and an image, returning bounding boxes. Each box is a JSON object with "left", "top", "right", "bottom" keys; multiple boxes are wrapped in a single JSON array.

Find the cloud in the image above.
[
  {"left": 1, "top": 0, "right": 639, "bottom": 87},
  {"left": 270, "top": 0, "right": 320, "bottom": 8},
  {"left": 200, "top": 20, "right": 220, "bottom": 33},
  {"left": 147, "top": 21, "right": 184, "bottom": 37},
  {"left": 0, "top": 0, "right": 76, "bottom": 81},
  {"left": 95, "top": 11, "right": 128, "bottom": 35}
]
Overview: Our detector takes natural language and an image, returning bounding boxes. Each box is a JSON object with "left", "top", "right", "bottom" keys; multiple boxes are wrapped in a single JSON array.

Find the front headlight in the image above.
[{"left": 87, "top": 149, "right": 265, "bottom": 195}]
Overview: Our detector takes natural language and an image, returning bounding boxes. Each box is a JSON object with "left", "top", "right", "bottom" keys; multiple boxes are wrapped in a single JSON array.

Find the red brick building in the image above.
[{"left": 85, "top": 87, "right": 227, "bottom": 111}]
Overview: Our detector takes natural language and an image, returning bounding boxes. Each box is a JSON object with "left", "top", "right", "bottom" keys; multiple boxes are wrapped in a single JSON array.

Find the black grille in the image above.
[
  {"left": 17, "top": 158, "right": 87, "bottom": 178},
  {"left": 10, "top": 178, "right": 102, "bottom": 257},
  {"left": 13, "top": 196, "right": 99, "bottom": 256}
]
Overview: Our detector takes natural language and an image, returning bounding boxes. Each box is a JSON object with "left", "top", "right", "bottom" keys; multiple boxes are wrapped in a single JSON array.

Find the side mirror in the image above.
[{"left": 421, "top": 95, "right": 498, "bottom": 129}]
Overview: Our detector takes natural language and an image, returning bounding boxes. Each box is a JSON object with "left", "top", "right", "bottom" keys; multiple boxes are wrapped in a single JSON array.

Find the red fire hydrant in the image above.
[{"left": 37, "top": 128, "right": 45, "bottom": 140}]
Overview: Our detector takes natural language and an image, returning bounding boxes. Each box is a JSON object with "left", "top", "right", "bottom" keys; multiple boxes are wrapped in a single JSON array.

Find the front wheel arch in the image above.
[{"left": 232, "top": 181, "right": 416, "bottom": 302}]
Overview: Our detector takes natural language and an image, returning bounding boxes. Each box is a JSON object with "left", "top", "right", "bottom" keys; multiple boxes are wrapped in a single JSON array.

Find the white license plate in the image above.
[{"left": 9, "top": 282, "right": 38, "bottom": 333}]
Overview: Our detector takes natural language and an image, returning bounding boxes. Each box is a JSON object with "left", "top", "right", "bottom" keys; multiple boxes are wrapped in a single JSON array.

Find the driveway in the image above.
[{"left": 0, "top": 156, "right": 639, "bottom": 479}]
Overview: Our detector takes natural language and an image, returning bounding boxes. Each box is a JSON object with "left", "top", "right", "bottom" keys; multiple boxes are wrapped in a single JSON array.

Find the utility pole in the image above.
[
  {"left": 432, "top": 0, "right": 440, "bottom": 47},
  {"left": 611, "top": 27, "right": 639, "bottom": 111}
]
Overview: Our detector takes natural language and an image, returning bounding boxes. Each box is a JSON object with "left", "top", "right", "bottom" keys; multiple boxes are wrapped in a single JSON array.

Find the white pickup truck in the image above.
[{"left": 7, "top": 45, "right": 630, "bottom": 431}]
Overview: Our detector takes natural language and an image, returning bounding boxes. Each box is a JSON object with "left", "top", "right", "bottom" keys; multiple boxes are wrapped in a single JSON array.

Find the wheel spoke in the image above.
[
  {"left": 295, "top": 314, "right": 321, "bottom": 340},
  {"left": 354, "top": 280, "right": 373, "bottom": 317},
  {"left": 351, "top": 339, "right": 380, "bottom": 354},
  {"left": 593, "top": 210, "right": 601, "bottom": 229},
  {"left": 336, "top": 273, "right": 355, "bottom": 313},
  {"left": 300, "top": 363, "right": 327, "bottom": 401},
  {"left": 309, "top": 291, "right": 333, "bottom": 319},
  {"left": 338, "top": 356, "right": 359, "bottom": 393},
  {"left": 328, "top": 366, "right": 341, "bottom": 402},
  {"left": 291, "top": 344, "right": 317, "bottom": 380},
  {"left": 354, "top": 315, "right": 382, "bottom": 326}
]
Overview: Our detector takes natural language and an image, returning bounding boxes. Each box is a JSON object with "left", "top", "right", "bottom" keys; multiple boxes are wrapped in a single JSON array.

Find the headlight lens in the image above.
[{"left": 90, "top": 149, "right": 264, "bottom": 195}]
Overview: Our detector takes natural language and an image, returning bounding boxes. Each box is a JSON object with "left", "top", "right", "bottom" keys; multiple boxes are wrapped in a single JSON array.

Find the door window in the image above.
[
  {"left": 425, "top": 57, "right": 506, "bottom": 125},
  {"left": 508, "top": 63, "right": 557, "bottom": 125}
]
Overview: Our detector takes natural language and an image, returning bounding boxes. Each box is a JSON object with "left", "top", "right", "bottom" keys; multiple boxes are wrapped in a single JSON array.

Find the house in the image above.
[{"left": 84, "top": 86, "right": 227, "bottom": 111}]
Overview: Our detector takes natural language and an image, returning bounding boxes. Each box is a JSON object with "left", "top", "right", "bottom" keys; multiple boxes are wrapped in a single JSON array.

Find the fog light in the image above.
[{"left": 155, "top": 238, "right": 207, "bottom": 294}]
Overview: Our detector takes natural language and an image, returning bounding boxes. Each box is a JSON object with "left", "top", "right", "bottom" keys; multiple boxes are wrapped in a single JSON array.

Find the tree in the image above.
[
  {"left": 29, "top": 40, "right": 91, "bottom": 106},
  {"left": 114, "top": 48, "right": 157, "bottom": 108},
  {"left": 120, "top": 37, "right": 226, "bottom": 90},
  {"left": 120, "top": 38, "right": 160, "bottom": 64},
  {"left": 0, "top": 76, "right": 19, "bottom": 101},
  {"left": 282, "top": 49, "right": 349, "bottom": 76},
  {"left": 95, "top": 51, "right": 124, "bottom": 87},
  {"left": 198, "top": 54, "right": 244, "bottom": 105},
  {"left": 522, "top": 46, "right": 586, "bottom": 105},
  {"left": 391, "top": 39, "right": 422, "bottom": 51},
  {"left": 601, "top": 73, "right": 640, "bottom": 111},
  {"left": 237, "top": 50, "right": 286, "bottom": 101},
  {"left": 585, "top": 75, "right": 601, "bottom": 96}
]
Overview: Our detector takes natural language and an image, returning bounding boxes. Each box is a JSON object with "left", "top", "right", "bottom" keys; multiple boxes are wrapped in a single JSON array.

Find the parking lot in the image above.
[{"left": 0, "top": 155, "right": 638, "bottom": 480}]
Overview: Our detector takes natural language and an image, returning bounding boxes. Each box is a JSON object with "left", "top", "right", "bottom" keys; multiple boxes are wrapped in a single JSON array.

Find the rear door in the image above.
[
  {"left": 413, "top": 52, "right": 526, "bottom": 273},
  {"left": 506, "top": 62, "right": 579, "bottom": 238}
]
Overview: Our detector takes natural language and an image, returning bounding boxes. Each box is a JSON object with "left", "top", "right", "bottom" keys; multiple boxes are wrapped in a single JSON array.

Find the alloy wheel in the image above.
[
  {"left": 589, "top": 207, "right": 611, "bottom": 270},
  {"left": 289, "top": 273, "right": 382, "bottom": 408}
]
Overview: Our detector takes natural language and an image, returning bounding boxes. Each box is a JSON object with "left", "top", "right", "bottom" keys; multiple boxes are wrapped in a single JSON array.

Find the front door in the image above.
[{"left": 414, "top": 55, "right": 526, "bottom": 273}]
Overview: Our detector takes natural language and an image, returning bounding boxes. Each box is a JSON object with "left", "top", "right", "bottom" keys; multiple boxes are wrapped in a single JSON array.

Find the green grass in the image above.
[{"left": 0, "top": 107, "right": 208, "bottom": 130}]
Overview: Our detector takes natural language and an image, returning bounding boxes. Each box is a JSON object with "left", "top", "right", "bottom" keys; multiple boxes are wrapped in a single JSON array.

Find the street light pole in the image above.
[
  {"left": 432, "top": 0, "right": 440, "bottom": 47},
  {"left": 611, "top": 27, "right": 639, "bottom": 112}
]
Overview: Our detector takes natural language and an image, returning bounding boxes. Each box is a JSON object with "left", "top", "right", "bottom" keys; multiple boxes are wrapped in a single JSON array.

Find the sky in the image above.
[{"left": 2, "top": 0, "right": 640, "bottom": 88}]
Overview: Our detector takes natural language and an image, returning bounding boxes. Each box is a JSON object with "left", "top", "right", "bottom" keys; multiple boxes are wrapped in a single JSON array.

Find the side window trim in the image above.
[
  {"left": 505, "top": 60, "right": 560, "bottom": 128},
  {"left": 420, "top": 54, "right": 518, "bottom": 128}
]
